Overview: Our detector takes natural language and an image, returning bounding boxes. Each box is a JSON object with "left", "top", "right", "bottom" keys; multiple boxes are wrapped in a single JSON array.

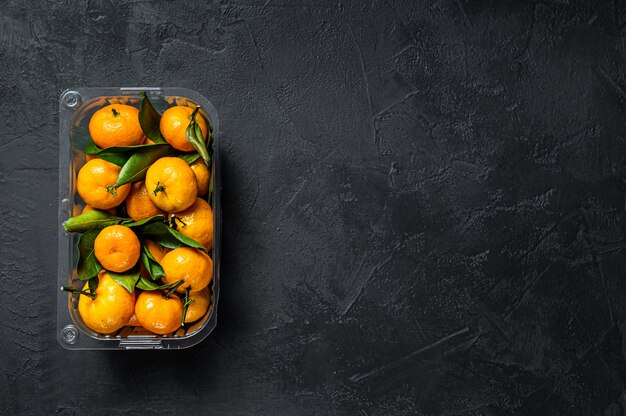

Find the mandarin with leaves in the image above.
[
  {"left": 94, "top": 225, "right": 141, "bottom": 273},
  {"left": 171, "top": 197, "right": 213, "bottom": 250},
  {"left": 134, "top": 291, "right": 183, "bottom": 335},
  {"left": 145, "top": 157, "right": 198, "bottom": 212},
  {"left": 77, "top": 272, "right": 136, "bottom": 334},
  {"left": 89, "top": 104, "right": 144, "bottom": 148},
  {"left": 161, "top": 247, "right": 212, "bottom": 293},
  {"left": 190, "top": 159, "right": 210, "bottom": 196},
  {"left": 125, "top": 181, "right": 165, "bottom": 221},
  {"left": 77, "top": 159, "right": 131, "bottom": 210},
  {"left": 159, "top": 106, "right": 208, "bottom": 152},
  {"left": 183, "top": 287, "right": 211, "bottom": 324}
]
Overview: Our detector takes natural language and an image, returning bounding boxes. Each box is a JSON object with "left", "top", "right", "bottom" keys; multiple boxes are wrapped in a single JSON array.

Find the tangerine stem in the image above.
[
  {"left": 181, "top": 288, "right": 194, "bottom": 327},
  {"left": 163, "top": 280, "right": 184, "bottom": 299},
  {"left": 61, "top": 286, "right": 96, "bottom": 299},
  {"left": 111, "top": 107, "right": 119, "bottom": 117},
  {"left": 170, "top": 215, "right": 187, "bottom": 230},
  {"left": 105, "top": 184, "right": 118, "bottom": 196},
  {"left": 153, "top": 182, "right": 166, "bottom": 196}
]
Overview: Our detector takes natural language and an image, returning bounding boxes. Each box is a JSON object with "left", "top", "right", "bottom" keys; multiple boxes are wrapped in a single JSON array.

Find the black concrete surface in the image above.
[{"left": 1, "top": 0, "right": 626, "bottom": 414}]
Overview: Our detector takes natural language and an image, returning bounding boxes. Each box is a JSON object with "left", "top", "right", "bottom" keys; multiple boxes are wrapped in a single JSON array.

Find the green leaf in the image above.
[
  {"left": 124, "top": 214, "right": 165, "bottom": 228},
  {"left": 178, "top": 152, "right": 200, "bottom": 165},
  {"left": 72, "top": 130, "right": 99, "bottom": 154},
  {"left": 136, "top": 277, "right": 184, "bottom": 291},
  {"left": 88, "top": 276, "right": 99, "bottom": 294},
  {"left": 185, "top": 107, "right": 211, "bottom": 166},
  {"left": 97, "top": 143, "right": 166, "bottom": 167},
  {"left": 136, "top": 277, "right": 160, "bottom": 290},
  {"left": 113, "top": 144, "right": 174, "bottom": 188},
  {"left": 64, "top": 210, "right": 126, "bottom": 233},
  {"left": 84, "top": 139, "right": 102, "bottom": 155},
  {"left": 207, "top": 127, "right": 214, "bottom": 155},
  {"left": 140, "top": 242, "right": 165, "bottom": 280},
  {"left": 108, "top": 267, "right": 141, "bottom": 294},
  {"left": 135, "top": 221, "right": 207, "bottom": 252},
  {"left": 139, "top": 91, "right": 167, "bottom": 144},
  {"left": 77, "top": 230, "right": 102, "bottom": 280}
]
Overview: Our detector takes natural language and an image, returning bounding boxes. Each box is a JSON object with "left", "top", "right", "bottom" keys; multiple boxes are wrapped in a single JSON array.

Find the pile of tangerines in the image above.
[{"left": 63, "top": 94, "right": 214, "bottom": 336}]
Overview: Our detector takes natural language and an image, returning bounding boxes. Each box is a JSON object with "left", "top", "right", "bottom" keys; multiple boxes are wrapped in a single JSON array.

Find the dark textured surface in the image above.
[{"left": 1, "top": 0, "right": 626, "bottom": 414}]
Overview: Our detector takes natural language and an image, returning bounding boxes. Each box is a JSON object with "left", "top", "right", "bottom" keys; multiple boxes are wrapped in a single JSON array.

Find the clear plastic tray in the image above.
[{"left": 57, "top": 87, "right": 221, "bottom": 349}]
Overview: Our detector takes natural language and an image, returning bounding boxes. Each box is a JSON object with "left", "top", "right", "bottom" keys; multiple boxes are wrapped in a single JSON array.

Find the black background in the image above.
[{"left": 2, "top": 0, "right": 626, "bottom": 415}]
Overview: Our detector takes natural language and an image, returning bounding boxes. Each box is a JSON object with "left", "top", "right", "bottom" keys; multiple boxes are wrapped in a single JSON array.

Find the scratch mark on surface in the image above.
[
  {"left": 277, "top": 178, "right": 309, "bottom": 221},
  {"left": 246, "top": 22, "right": 266, "bottom": 71},
  {"left": 127, "top": 46, "right": 149, "bottom": 55},
  {"left": 587, "top": 13, "right": 598, "bottom": 26},
  {"left": 454, "top": 0, "right": 472, "bottom": 29},
  {"left": 222, "top": 18, "right": 245, "bottom": 27},
  {"left": 341, "top": 252, "right": 394, "bottom": 316},
  {"left": 374, "top": 90, "right": 419, "bottom": 119},
  {"left": 514, "top": 3, "right": 540, "bottom": 63},
  {"left": 597, "top": 257, "right": 616, "bottom": 326},
  {"left": 413, "top": 319, "right": 428, "bottom": 342},
  {"left": 580, "top": 211, "right": 616, "bottom": 326},
  {"left": 597, "top": 66, "right": 626, "bottom": 101},
  {"left": 349, "top": 327, "right": 471, "bottom": 382},
  {"left": 341, "top": 242, "right": 402, "bottom": 316},
  {"left": 0, "top": 123, "right": 46, "bottom": 149},
  {"left": 383, "top": 0, "right": 418, "bottom": 42},
  {"left": 348, "top": 23, "right": 377, "bottom": 146},
  {"left": 388, "top": 42, "right": 414, "bottom": 62},
  {"left": 346, "top": 250, "right": 369, "bottom": 292},
  {"left": 565, "top": 303, "right": 594, "bottom": 352},
  {"left": 236, "top": 175, "right": 260, "bottom": 238},
  {"left": 487, "top": 218, "right": 561, "bottom": 294},
  {"left": 273, "top": 144, "right": 338, "bottom": 223},
  {"left": 504, "top": 264, "right": 551, "bottom": 319}
]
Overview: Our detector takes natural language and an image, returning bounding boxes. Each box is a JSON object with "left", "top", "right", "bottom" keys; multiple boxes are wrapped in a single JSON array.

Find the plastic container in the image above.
[{"left": 57, "top": 87, "right": 221, "bottom": 349}]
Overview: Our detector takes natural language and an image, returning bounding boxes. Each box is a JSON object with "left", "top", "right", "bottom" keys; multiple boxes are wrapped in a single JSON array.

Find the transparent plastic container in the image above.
[{"left": 57, "top": 87, "right": 221, "bottom": 349}]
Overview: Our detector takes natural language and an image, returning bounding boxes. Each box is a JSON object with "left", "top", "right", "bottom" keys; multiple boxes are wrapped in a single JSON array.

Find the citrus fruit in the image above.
[
  {"left": 78, "top": 272, "right": 136, "bottom": 334},
  {"left": 77, "top": 159, "right": 131, "bottom": 209},
  {"left": 145, "top": 157, "right": 198, "bottom": 212},
  {"left": 190, "top": 159, "right": 210, "bottom": 196},
  {"left": 125, "top": 181, "right": 164, "bottom": 221},
  {"left": 184, "top": 287, "right": 211, "bottom": 323},
  {"left": 94, "top": 225, "right": 141, "bottom": 272},
  {"left": 127, "top": 313, "right": 142, "bottom": 327},
  {"left": 171, "top": 198, "right": 213, "bottom": 250},
  {"left": 159, "top": 105, "right": 208, "bottom": 152},
  {"left": 88, "top": 104, "right": 144, "bottom": 148},
  {"left": 161, "top": 247, "right": 212, "bottom": 293},
  {"left": 144, "top": 239, "right": 168, "bottom": 264},
  {"left": 135, "top": 291, "right": 183, "bottom": 335},
  {"left": 82, "top": 205, "right": 116, "bottom": 215}
]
